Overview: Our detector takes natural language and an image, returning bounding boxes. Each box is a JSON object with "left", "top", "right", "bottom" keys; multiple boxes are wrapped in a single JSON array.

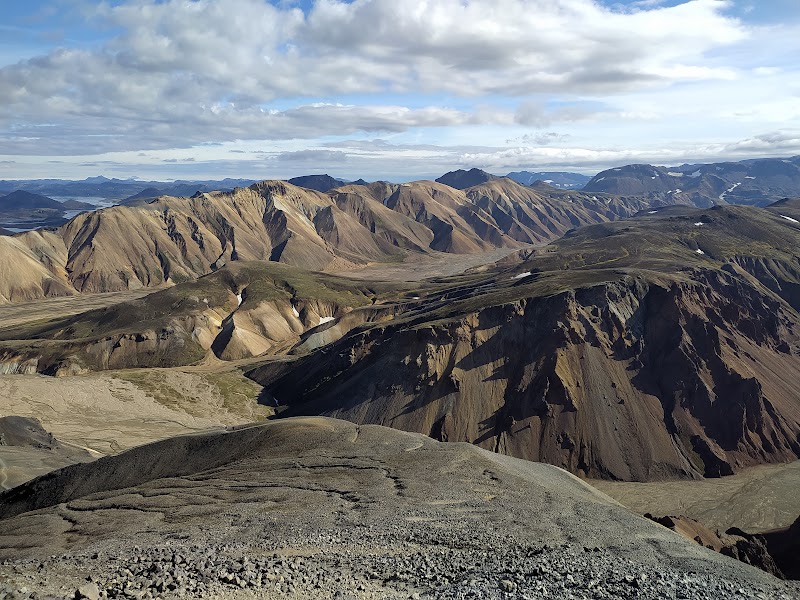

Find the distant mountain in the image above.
[
  {"left": 286, "top": 174, "right": 345, "bottom": 193},
  {"left": 436, "top": 168, "right": 499, "bottom": 189},
  {"left": 583, "top": 157, "right": 800, "bottom": 207},
  {"left": 0, "top": 190, "right": 63, "bottom": 211},
  {"left": 506, "top": 171, "right": 592, "bottom": 189},
  {"left": 0, "top": 178, "right": 256, "bottom": 201},
  {"left": 0, "top": 191, "right": 94, "bottom": 228},
  {"left": 119, "top": 187, "right": 164, "bottom": 206}
]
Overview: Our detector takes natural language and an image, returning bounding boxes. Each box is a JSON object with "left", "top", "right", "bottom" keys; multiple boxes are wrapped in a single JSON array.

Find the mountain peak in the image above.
[{"left": 435, "top": 168, "right": 498, "bottom": 190}]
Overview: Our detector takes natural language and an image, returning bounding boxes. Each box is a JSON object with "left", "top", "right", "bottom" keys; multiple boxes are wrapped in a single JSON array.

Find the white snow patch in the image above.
[
  {"left": 292, "top": 305, "right": 300, "bottom": 318},
  {"left": 716, "top": 166, "right": 723, "bottom": 171},
  {"left": 667, "top": 172, "right": 684, "bottom": 177},
  {"left": 318, "top": 316, "right": 335, "bottom": 325},
  {"left": 719, "top": 182, "right": 741, "bottom": 201},
  {"left": 648, "top": 210, "right": 658, "bottom": 214},
  {"left": 695, "top": 249, "right": 705, "bottom": 255},
  {"left": 544, "top": 179, "right": 554, "bottom": 184},
  {"left": 591, "top": 195, "right": 598, "bottom": 201},
  {"left": 780, "top": 215, "right": 799, "bottom": 224},
  {"left": 674, "top": 189, "right": 682, "bottom": 194},
  {"left": 412, "top": 296, "right": 421, "bottom": 300},
  {"left": 651, "top": 176, "right": 657, "bottom": 180},
  {"left": 513, "top": 271, "right": 532, "bottom": 280},
  {"left": 745, "top": 176, "right": 756, "bottom": 180},
  {"left": 596, "top": 177, "right": 606, "bottom": 182},
  {"left": 236, "top": 293, "right": 243, "bottom": 306},
  {"left": 694, "top": 222, "right": 705, "bottom": 227},
  {"left": 690, "top": 170, "right": 702, "bottom": 178}
]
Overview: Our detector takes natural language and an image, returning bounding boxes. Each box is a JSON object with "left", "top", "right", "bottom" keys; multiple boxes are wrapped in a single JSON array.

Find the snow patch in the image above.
[
  {"left": 695, "top": 249, "right": 705, "bottom": 255},
  {"left": 595, "top": 177, "right": 606, "bottom": 182},
  {"left": 513, "top": 271, "right": 532, "bottom": 280},
  {"left": 648, "top": 210, "right": 658, "bottom": 214},
  {"left": 318, "top": 316, "right": 335, "bottom": 325},
  {"left": 745, "top": 176, "right": 756, "bottom": 180},
  {"left": 719, "top": 182, "right": 741, "bottom": 201},
  {"left": 780, "top": 215, "right": 799, "bottom": 224},
  {"left": 667, "top": 172, "right": 684, "bottom": 177},
  {"left": 292, "top": 305, "right": 300, "bottom": 318},
  {"left": 694, "top": 222, "right": 705, "bottom": 227},
  {"left": 236, "top": 293, "right": 243, "bottom": 306},
  {"left": 690, "top": 170, "right": 702, "bottom": 178},
  {"left": 651, "top": 176, "right": 657, "bottom": 180}
]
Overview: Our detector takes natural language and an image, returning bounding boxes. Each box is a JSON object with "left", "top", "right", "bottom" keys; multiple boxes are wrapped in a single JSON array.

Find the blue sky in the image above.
[{"left": 1, "top": 0, "right": 799, "bottom": 181}]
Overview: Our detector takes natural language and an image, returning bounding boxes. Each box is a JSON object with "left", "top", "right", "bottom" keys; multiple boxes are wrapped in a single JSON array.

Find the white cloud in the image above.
[
  {"left": 0, "top": 0, "right": 753, "bottom": 155},
  {"left": 0, "top": 0, "right": 798, "bottom": 179}
]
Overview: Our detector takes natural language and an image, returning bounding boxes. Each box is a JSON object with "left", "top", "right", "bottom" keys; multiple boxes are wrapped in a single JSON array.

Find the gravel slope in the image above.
[{"left": 0, "top": 417, "right": 796, "bottom": 599}]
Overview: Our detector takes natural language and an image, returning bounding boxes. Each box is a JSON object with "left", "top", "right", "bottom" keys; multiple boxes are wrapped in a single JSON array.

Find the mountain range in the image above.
[
  {"left": 2, "top": 187, "right": 800, "bottom": 485},
  {"left": 0, "top": 177, "right": 654, "bottom": 303},
  {"left": 584, "top": 156, "right": 800, "bottom": 207},
  {"left": 1, "top": 163, "right": 800, "bottom": 595}
]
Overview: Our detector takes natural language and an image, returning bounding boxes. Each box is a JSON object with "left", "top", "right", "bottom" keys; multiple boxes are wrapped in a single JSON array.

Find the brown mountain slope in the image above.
[
  {"left": 0, "top": 179, "right": 666, "bottom": 304},
  {"left": 465, "top": 179, "right": 652, "bottom": 243},
  {"left": 252, "top": 206, "right": 800, "bottom": 482},
  {"left": 0, "top": 182, "right": 408, "bottom": 303},
  {"left": 0, "top": 262, "right": 413, "bottom": 373}
]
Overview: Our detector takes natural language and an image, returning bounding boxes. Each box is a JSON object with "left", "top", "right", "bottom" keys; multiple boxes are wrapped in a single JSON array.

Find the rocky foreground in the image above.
[{"left": 0, "top": 418, "right": 796, "bottom": 599}]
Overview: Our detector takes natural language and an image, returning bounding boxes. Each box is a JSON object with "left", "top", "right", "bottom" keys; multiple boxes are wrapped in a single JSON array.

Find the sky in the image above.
[{"left": 0, "top": 0, "right": 799, "bottom": 182}]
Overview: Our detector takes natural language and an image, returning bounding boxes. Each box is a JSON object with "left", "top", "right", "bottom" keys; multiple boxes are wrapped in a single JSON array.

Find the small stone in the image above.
[
  {"left": 76, "top": 582, "right": 101, "bottom": 600},
  {"left": 499, "top": 579, "right": 516, "bottom": 592}
]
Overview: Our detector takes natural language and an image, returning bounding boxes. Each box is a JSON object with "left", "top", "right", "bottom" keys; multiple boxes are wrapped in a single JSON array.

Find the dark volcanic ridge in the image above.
[
  {"left": 0, "top": 417, "right": 795, "bottom": 600},
  {"left": 251, "top": 203, "right": 800, "bottom": 482}
]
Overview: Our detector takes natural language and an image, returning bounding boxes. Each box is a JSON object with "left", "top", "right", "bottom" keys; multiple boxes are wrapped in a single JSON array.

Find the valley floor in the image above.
[
  {"left": 0, "top": 368, "right": 269, "bottom": 487},
  {"left": 590, "top": 460, "right": 800, "bottom": 533}
]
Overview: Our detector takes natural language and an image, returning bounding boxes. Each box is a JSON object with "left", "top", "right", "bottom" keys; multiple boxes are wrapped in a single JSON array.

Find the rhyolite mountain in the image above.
[
  {"left": 0, "top": 261, "right": 415, "bottom": 373},
  {"left": 252, "top": 202, "right": 800, "bottom": 482},
  {"left": 583, "top": 156, "right": 800, "bottom": 207},
  {"left": 0, "top": 178, "right": 652, "bottom": 303}
]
